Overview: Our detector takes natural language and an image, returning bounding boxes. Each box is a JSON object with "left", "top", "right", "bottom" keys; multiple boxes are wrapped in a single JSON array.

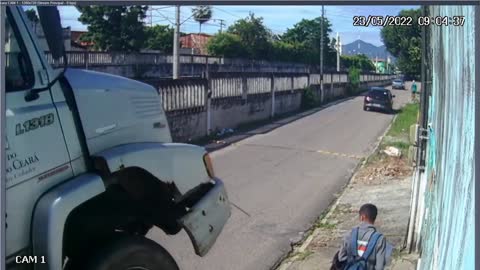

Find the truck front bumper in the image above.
[{"left": 179, "top": 178, "right": 231, "bottom": 256}]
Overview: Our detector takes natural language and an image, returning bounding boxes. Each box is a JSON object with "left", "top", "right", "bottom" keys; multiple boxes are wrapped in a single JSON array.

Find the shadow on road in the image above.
[{"left": 366, "top": 107, "right": 403, "bottom": 115}]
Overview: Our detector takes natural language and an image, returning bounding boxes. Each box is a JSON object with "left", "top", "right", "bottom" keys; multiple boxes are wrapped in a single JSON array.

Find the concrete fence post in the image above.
[
  {"left": 205, "top": 73, "right": 212, "bottom": 136},
  {"left": 191, "top": 55, "right": 194, "bottom": 77},
  {"left": 290, "top": 76, "right": 294, "bottom": 93},
  {"left": 84, "top": 51, "right": 88, "bottom": 70},
  {"left": 330, "top": 73, "right": 333, "bottom": 100},
  {"left": 271, "top": 74, "right": 275, "bottom": 118},
  {"left": 242, "top": 75, "right": 248, "bottom": 102}
]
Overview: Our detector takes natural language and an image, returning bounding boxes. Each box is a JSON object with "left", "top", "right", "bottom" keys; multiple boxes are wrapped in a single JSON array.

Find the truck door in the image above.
[{"left": 5, "top": 7, "right": 74, "bottom": 258}]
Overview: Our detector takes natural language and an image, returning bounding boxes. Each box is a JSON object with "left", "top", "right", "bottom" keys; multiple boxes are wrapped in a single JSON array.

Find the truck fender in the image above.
[
  {"left": 92, "top": 142, "right": 212, "bottom": 195},
  {"left": 31, "top": 173, "right": 105, "bottom": 270}
]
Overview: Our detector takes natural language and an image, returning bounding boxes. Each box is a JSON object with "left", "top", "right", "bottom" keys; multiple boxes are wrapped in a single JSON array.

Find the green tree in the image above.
[
  {"left": 281, "top": 17, "right": 336, "bottom": 66},
  {"left": 271, "top": 41, "right": 313, "bottom": 63},
  {"left": 341, "top": 54, "right": 375, "bottom": 72},
  {"left": 227, "top": 13, "right": 272, "bottom": 59},
  {"left": 347, "top": 66, "right": 361, "bottom": 94},
  {"left": 77, "top": 6, "right": 148, "bottom": 52},
  {"left": 144, "top": 25, "right": 174, "bottom": 53},
  {"left": 380, "top": 8, "right": 421, "bottom": 77},
  {"left": 206, "top": 32, "right": 247, "bottom": 58},
  {"left": 25, "top": 9, "right": 39, "bottom": 31},
  {"left": 192, "top": 6, "right": 213, "bottom": 33}
]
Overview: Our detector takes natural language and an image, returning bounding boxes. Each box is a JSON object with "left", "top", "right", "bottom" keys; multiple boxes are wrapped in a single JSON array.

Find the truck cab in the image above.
[{"left": 4, "top": 6, "right": 230, "bottom": 270}]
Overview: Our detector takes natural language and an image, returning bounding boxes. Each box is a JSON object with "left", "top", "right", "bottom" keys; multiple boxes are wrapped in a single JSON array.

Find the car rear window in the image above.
[
  {"left": 394, "top": 80, "right": 403, "bottom": 83},
  {"left": 368, "top": 90, "right": 389, "bottom": 99}
]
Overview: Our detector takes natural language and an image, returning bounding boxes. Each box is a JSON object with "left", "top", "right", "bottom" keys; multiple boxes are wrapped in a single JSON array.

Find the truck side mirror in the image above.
[{"left": 37, "top": 7, "right": 65, "bottom": 60}]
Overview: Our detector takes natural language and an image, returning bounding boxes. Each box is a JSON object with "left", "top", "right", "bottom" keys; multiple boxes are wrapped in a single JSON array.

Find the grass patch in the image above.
[
  {"left": 293, "top": 250, "right": 314, "bottom": 261},
  {"left": 364, "top": 148, "right": 384, "bottom": 165},
  {"left": 367, "top": 103, "right": 419, "bottom": 162},
  {"left": 315, "top": 222, "right": 336, "bottom": 230},
  {"left": 392, "top": 248, "right": 404, "bottom": 260},
  {"left": 387, "top": 103, "right": 419, "bottom": 138}
]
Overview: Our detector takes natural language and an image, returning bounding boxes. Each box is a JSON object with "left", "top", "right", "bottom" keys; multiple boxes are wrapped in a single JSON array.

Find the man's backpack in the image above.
[{"left": 343, "top": 227, "right": 382, "bottom": 270}]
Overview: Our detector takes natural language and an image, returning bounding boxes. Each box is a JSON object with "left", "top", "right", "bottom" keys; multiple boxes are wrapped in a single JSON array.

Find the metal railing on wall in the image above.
[
  {"left": 40, "top": 51, "right": 315, "bottom": 70},
  {"left": 157, "top": 72, "right": 395, "bottom": 114}
]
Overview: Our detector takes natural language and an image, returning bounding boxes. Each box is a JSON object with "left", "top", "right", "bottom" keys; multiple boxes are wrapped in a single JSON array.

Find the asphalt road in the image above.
[{"left": 148, "top": 83, "right": 413, "bottom": 270}]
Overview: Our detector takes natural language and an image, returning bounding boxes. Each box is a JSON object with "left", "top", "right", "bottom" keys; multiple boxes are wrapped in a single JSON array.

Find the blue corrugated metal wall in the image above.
[{"left": 419, "top": 5, "right": 475, "bottom": 270}]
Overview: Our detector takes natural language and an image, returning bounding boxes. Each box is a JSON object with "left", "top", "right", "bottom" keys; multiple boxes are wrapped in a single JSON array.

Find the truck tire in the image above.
[{"left": 86, "top": 235, "right": 179, "bottom": 270}]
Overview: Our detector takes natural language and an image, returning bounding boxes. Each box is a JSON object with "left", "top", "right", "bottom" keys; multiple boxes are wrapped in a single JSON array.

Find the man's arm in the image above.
[
  {"left": 375, "top": 236, "right": 387, "bottom": 270},
  {"left": 338, "top": 230, "right": 352, "bottom": 262}
]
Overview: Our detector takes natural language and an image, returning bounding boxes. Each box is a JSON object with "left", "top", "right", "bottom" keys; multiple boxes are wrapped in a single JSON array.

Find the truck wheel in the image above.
[{"left": 86, "top": 235, "right": 179, "bottom": 270}]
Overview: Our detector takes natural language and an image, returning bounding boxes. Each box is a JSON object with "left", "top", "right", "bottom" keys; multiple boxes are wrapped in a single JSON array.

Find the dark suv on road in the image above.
[{"left": 363, "top": 87, "right": 395, "bottom": 113}]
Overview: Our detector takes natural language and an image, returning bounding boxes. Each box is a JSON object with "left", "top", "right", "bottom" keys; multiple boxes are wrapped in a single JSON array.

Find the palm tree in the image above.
[{"left": 192, "top": 6, "right": 212, "bottom": 33}]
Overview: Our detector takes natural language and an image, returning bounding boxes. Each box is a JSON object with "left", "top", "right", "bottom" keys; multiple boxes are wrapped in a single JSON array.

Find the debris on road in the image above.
[
  {"left": 384, "top": 146, "right": 402, "bottom": 157},
  {"left": 216, "top": 128, "right": 235, "bottom": 137}
]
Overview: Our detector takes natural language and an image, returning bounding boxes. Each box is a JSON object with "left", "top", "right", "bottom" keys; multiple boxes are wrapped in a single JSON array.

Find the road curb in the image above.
[{"left": 274, "top": 113, "right": 398, "bottom": 270}]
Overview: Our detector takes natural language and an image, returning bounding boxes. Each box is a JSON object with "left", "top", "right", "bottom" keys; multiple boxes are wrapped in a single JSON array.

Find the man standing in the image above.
[
  {"left": 411, "top": 80, "right": 418, "bottom": 102},
  {"left": 335, "top": 204, "right": 387, "bottom": 270}
]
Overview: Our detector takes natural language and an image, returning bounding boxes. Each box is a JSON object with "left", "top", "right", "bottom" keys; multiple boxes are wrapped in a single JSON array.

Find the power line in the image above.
[
  {"left": 150, "top": 6, "right": 174, "bottom": 11},
  {"left": 154, "top": 9, "right": 175, "bottom": 24},
  {"left": 213, "top": 7, "right": 243, "bottom": 19},
  {"left": 213, "top": 18, "right": 226, "bottom": 32}
]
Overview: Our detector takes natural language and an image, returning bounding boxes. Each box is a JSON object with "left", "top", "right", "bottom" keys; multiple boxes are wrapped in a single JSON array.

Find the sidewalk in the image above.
[{"left": 276, "top": 105, "right": 420, "bottom": 270}]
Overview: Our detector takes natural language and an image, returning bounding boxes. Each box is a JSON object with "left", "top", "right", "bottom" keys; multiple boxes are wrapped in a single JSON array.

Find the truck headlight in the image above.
[{"left": 203, "top": 153, "right": 215, "bottom": 178}]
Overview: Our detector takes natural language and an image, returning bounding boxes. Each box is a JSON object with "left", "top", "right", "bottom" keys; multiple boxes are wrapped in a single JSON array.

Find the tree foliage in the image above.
[
  {"left": 207, "top": 32, "right": 247, "bottom": 58},
  {"left": 281, "top": 17, "right": 336, "bottom": 66},
  {"left": 25, "top": 8, "right": 39, "bottom": 31},
  {"left": 144, "top": 25, "right": 174, "bottom": 53},
  {"left": 226, "top": 13, "right": 273, "bottom": 59},
  {"left": 341, "top": 54, "right": 375, "bottom": 72},
  {"left": 347, "top": 66, "right": 361, "bottom": 94},
  {"left": 380, "top": 8, "right": 421, "bottom": 76},
  {"left": 192, "top": 6, "right": 213, "bottom": 33},
  {"left": 25, "top": 9, "right": 39, "bottom": 24},
  {"left": 207, "top": 13, "right": 336, "bottom": 67},
  {"left": 77, "top": 6, "right": 148, "bottom": 52}
]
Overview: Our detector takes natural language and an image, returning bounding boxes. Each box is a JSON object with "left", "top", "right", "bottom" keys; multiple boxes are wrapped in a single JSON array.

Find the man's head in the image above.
[
  {"left": 359, "top": 203, "right": 378, "bottom": 224},
  {"left": 412, "top": 80, "right": 416, "bottom": 83}
]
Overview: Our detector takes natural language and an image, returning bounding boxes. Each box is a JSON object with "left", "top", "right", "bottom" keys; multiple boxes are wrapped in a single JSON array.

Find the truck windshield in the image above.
[{"left": 5, "top": 8, "right": 35, "bottom": 91}]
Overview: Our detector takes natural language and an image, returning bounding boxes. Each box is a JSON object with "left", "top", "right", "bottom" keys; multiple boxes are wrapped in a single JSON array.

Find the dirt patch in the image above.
[{"left": 354, "top": 155, "right": 413, "bottom": 185}]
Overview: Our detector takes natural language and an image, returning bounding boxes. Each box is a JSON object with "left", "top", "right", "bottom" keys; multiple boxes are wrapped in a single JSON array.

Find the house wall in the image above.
[{"left": 416, "top": 6, "right": 476, "bottom": 270}]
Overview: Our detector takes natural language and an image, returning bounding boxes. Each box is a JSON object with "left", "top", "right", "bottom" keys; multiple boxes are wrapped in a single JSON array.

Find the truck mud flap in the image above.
[{"left": 179, "top": 179, "right": 231, "bottom": 256}]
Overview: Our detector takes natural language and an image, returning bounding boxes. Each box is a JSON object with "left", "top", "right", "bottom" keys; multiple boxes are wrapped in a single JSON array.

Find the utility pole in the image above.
[
  {"left": 216, "top": 19, "right": 226, "bottom": 33},
  {"left": 149, "top": 6, "right": 153, "bottom": 27},
  {"left": 173, "top": 5, "right": 180, "bottom": 79},
  {"left": 335, "top": 32, "right": 342, "bottom": 72},
  {"left": 320, "top": 5, "right": 324, "bottom": 95}
]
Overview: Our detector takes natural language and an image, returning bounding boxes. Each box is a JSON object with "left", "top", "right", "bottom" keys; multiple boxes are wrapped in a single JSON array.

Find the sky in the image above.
[{"left": 57, "top": 5, "right": 419, "bottom": 47}]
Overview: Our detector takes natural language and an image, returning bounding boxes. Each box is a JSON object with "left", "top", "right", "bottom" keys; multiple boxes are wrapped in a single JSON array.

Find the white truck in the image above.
[{"left": 4, "top": 6, "right": 231, "bottom": 270}]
